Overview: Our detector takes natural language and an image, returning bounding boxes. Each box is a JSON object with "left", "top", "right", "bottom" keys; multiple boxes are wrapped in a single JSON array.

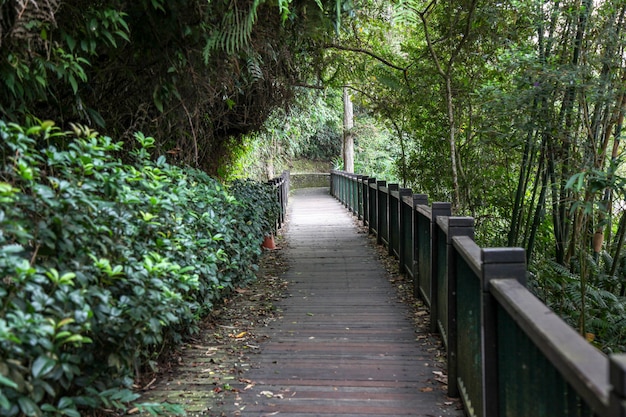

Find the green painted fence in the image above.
[
  {"left": 330, "top": 169, "right": 626, "bottom": 417},
  {"left": 267, "top": 170, "right": 289, "bottom": 231}
]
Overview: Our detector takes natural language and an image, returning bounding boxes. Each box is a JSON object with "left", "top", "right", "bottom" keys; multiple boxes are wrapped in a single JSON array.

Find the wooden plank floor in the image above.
[{"left": 238, "top": 187, "right": 463, "bottom": 417}]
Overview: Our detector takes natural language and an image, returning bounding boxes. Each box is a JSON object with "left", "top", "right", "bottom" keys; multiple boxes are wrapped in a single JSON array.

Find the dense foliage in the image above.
[
  {"left": 0, "top": 0, "right": 345, "bottom": 175},
  {"left": 226, "top": 89, "right": 344, "bottom": 180},
  {"left": 0, "top": 120, "right": 280, "bottom": 416},
  {"left": 288, "top": 0, "right": 626, "bottom": 352}
]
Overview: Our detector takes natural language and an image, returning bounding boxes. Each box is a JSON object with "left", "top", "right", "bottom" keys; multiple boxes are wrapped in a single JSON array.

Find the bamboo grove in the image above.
[{"left": 321, "top": 0, "right": 626, "bottom": 351}]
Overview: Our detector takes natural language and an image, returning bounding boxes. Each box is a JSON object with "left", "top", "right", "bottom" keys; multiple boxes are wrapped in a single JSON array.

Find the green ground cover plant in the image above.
[{"left": 0, "top": 120, "right": 279, "bottom": 416}]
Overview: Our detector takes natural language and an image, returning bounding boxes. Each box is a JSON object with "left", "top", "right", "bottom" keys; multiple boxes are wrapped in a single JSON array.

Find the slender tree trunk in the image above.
[
  {"left": 527, "top": 164, "right": 548, "bottom": 264},
  {"left": 509, "top": 117, "right": 538, "bottom": 246},
  {"left": 445, "top": 76, "right": 461, "bottom": 209},
  {"left": 391, "top": 119, "right": 408, "bottom": 187},
  {"left": 343, "top": 87, "right": 354, "bottom": 173},
  {"left": 418, "top": 0, "right": 476, "bottom": 211},
  {"left": 612, "top": 213, "right": 626, "bottom": 295},
  {"left": 526, "top": 136, "right": 549, "bottom": 263}
]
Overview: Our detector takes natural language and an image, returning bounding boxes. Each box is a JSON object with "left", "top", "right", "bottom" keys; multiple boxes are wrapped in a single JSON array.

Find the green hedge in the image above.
[{"left": 0, "top": 121, "right": 279, "bottom": 416}]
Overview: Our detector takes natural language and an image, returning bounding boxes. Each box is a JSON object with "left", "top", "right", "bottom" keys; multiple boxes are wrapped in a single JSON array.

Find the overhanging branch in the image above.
[{"left": 324, "top": 43, "right": 408, "bottom": 72}]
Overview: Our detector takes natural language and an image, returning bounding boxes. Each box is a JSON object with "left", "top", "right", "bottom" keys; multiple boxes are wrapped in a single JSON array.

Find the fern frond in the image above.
[
  {"left": 246, "top": 54, "right": 264, "bottom": 81},
  {"left": 393, "top": 0, "right": 421, "bottom": 26},
  {"left": 547, "top": 260, "right": 577, "bottom": 282},
  {"left": 204, "top": 0, "right": 262, "bottom": 59}
]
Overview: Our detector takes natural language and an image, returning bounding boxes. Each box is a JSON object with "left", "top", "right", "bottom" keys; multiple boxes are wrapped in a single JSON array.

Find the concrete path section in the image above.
[{"left": 240, "top": 188, "right": 463, "bottom": 417}]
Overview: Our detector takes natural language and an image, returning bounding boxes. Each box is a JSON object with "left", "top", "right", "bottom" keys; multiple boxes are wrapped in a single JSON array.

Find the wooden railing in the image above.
[
  {"left": 268, "top": 170, "right": 290, "bottom": 231},
  {"left": 330, "top": 169, "right": 626, "bottom": 417}
]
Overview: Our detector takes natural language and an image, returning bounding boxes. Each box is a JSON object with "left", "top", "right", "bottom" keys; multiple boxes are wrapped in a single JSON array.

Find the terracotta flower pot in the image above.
[{"left": 262, "top": 235, "right": 276, "bottom": 250}]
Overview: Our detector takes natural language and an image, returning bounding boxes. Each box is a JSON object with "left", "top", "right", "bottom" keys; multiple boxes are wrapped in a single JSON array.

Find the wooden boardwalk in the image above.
[{"left": 238, "top": 187, "right": 463, "bottom": 417}]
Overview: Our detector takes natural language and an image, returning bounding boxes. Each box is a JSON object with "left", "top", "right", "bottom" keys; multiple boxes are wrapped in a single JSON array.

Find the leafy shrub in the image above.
[
  {"left": 0, "top": 120, "right": 277, "bottom": 416},
  {"left": 229, "top": 179, "right": 281, "bottom": 237}
]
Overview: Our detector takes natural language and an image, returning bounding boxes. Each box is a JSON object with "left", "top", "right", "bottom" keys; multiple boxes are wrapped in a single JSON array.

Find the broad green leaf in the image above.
[
  {"left": 32, "top": 356, "right": 56, "bottom": 378},
  {"left": 0, "top": 374, "right": 18, "bottom": 389},
  {"left": 18, "top": 396, "right": 41, "bottom": 417},
  {"left": 68, "top": 74, "right": 78, "bottom": 94}
]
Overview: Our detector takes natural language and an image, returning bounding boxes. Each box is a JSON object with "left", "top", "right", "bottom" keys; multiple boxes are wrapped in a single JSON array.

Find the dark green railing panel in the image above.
[
  {"left": 267, "top": 170, "right": 290, "bottom": 232},
  {"left": 416, "top": 207, "right": 432, "bottom": 305},
  {"left": 349, "top": 174, "right": 357, "bottom": 214},
  {"left": 491, "top": 278, "right": 611, "bottom": 417},
  {"left": 369, "top": 181, "right": 379, "bottom": 236},
  {"left": 389, "top": 186, "right": 400, "bottom": 257},
  {"left": 400, "top": 196, "right": 413, "bottom": 277},
  {"left": 334, "top": 171, "right": 342, "bottom": 201},
  {"left": 328, "top": 170, "right": 626, "bottom": 417},
  {"left": 343, "top": 174, "right": 348, "bottom": 204},
  {"left": 342, "top": 173, "right": 348, "bottom": 206},
  {"left": 346, "top": 174, "right": 352, "bottom": 210},
  {"left": 357, "top": 176, "right": 366, "bottom": 220},
  {"left": 363, "top": 178, "right": 374, "bottom": 227},
  {"left": 378, "top": 185, "right": 389, "bottom": 246},
  {"left": 455, "top": 250, "right": 483, "bottom": 417},
  {"left": 497, "top": 304, "right": 599, "bottom": 416},
  {"left": 436, "top": 223, "right": 448, "bottom": 343},
  {"left": 428, "top": 203, "right": 452, "bottom": 334}
]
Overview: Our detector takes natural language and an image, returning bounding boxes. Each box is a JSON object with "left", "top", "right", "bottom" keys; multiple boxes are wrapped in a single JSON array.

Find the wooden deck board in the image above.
[{"left": 236, "top": 187, "right": 463, "bottom": 417}]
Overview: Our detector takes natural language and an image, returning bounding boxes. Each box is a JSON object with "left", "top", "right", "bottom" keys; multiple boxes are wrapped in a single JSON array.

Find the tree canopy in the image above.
[
  {"left": 308, "top": 0, "right": 626, "bottom": 352},
  {"left": 0, "top": 0, "right": 345, "bottom": 174}
]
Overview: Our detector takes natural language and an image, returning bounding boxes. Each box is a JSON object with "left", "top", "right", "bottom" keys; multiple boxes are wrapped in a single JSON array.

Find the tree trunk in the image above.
[
  {"left": 417, "top": 0, "right": 476, "bottom": 211},
  {"left": 343, "top": 87, "right": 354, "bottom": 173},
  {"left": 445, "top": 76, "right": 461, "bottom": 209}
]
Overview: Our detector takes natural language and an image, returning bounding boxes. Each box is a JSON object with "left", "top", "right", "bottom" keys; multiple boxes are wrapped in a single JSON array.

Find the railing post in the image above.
[
  {"left": 387, "top": 183, "right": 399, "bottom": 256},
  {"left": 481, "top": 248, "right": 526, "bottom": 417},
  {"left": 398, "top": 188, "right": 412, "bottom": 273},
  {"left": 610, "top": 354, "right": 626, "bottom": 417},
  {"left": 439, "top": 216, "right": 474, "bottom": 399},
  {"left": 376, "top": 180, "right": 386, "bottom": 245},
  {"left": 429, "top": 202, "right": 452, "bottom": 334}
]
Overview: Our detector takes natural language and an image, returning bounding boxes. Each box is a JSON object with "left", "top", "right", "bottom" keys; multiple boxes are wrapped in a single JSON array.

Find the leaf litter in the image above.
[{"left": 137, "top": 232, "right": 290, "bottom": 416}]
